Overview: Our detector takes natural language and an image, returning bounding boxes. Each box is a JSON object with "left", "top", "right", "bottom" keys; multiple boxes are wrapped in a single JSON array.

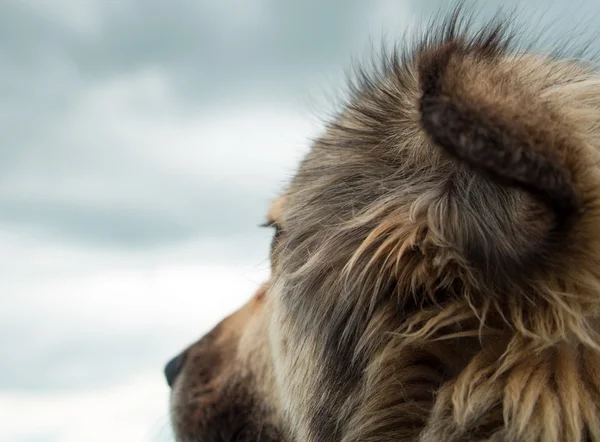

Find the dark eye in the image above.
[{"left": 260, "top": 221, "right": 282, "bottom": 253}]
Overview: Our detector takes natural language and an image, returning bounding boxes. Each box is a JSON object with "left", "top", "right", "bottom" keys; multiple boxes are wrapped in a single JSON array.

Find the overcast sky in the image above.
[{"left": 2, "top": 1, "right": 599, "bottom": 441}]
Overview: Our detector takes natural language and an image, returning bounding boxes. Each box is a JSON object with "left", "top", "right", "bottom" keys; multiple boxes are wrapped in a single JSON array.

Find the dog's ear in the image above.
[{"left": 416, "top": 28, "right": 592, "bottom": 283}]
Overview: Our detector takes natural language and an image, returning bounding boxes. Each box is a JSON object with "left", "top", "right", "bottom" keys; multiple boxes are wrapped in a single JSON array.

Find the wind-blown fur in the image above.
[
  {"left": 168, "top": 8, "right": 600, "bottom": 442},
  {"left": 276, "top": 10, "right": 600, "bottom": 442}
]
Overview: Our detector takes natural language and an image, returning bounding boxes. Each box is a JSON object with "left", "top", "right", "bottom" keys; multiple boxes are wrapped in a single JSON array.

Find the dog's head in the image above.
[{"left": 167, "top": 12, "right": 600, "bottom": 442}]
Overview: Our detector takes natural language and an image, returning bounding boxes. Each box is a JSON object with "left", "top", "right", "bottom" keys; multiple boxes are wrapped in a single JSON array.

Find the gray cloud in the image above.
[
  {"left": 0, "top": 184, "right": 275, "bottom": 248},
  {"left": 0, "top": 324, "right": 174, "bottom": 392},
  {"left": 1, "top": 0, "right": 387, "bottom": 106},
  {"left": 0, "top": 256, "right": 269, "bottom": 392},
  {"left": 3, "top": 0, "right": 387, "bottom": 250}
]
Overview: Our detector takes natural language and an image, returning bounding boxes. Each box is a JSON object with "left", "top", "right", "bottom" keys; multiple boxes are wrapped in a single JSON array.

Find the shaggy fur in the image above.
[{"left": 167, "top": 8, "right": 600, "bottom": 442}]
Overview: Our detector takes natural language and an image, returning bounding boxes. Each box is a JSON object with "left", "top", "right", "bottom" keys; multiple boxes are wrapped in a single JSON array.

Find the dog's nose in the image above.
[{"left": 164, "top": 352, "right": 187, "bottom": 388}]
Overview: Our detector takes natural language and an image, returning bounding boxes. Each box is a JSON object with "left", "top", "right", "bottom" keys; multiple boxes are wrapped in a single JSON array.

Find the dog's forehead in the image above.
[{"left": 267, "top": 196, "right": 286, "bottom": 223}]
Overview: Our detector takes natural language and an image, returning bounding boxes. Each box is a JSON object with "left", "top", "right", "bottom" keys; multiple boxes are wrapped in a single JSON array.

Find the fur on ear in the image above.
[
  {"left": 419, "top": 46, "right": 583, "bottom": 222},
  {"left": 415, "top": 20, "right": 589, "bottom": 284}
]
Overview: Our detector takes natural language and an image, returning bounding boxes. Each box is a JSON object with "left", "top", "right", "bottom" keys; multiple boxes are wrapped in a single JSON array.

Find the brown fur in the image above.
[{"left": 168, "top": 8, "right": 600, "bottom": 442}]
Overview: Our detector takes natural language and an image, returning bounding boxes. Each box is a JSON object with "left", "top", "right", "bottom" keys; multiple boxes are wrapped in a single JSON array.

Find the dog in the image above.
[{"left": 165, "top": 8, "right": 600, "bottom": 442}]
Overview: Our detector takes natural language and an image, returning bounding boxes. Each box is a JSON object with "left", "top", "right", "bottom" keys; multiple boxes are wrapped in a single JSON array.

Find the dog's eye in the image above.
[
  {"left": 260, "top": 220, "right": 281, "bottom": 231},
  {"left": 260, "top": 221, "right": 283, "bottom": 253}
]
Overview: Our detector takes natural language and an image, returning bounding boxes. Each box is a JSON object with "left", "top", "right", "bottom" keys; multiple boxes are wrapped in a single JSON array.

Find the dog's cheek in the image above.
[
  {"left": 235, "top": 299, "right": 288, "bottom": 427},
  {"left": 269, "top": 300, "right": 328, "bottom": 442}
]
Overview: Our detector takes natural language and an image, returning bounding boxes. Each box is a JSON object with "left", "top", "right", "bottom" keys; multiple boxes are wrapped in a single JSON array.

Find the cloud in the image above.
[
  {"left": 0, "top": 231, "right": 271, "bottom": 393},
  {"left": 0, "top": 229, "right": 269, "bottom": 441},
  {"left": 2, "top": 0, "right": 402, "bottom": 103},
  {"left": 0, "top": 371, "right": 173, "bottom": 442},
  {"left": 0, "top": 0, "right": 420, "bottom": 252},
  {"left": 0, "top": 68, "right": 318, "bottom": 248}
]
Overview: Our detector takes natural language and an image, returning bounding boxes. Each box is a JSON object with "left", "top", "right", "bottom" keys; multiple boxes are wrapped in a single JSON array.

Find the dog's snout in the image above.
[{"left": 164, "top": 352, "right": 187, "bottom": 388}]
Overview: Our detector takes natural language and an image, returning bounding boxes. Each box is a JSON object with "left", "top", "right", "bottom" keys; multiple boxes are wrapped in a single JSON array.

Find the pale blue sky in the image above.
[{"left": 1, "top": 1, "right": 598, "bottom": 441}]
